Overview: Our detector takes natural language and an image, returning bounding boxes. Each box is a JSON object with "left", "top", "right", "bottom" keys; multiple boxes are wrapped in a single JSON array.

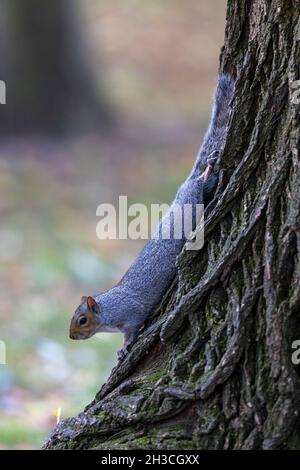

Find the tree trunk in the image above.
[
  {"left": 0, "top": 0, "right": 112, "bottom": 136},
  {"left": 44, "top": 0, "right": 300, "bottom": 450}
]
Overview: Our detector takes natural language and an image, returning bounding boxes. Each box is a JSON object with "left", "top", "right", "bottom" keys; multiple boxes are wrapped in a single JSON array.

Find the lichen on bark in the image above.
[{"left": 44, "top": 0, "right": 300, "bottom": 450}]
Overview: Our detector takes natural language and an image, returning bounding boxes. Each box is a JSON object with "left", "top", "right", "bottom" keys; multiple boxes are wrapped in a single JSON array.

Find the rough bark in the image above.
[{"left": 44, "top": 0, "right": 300, "bottom": 450}]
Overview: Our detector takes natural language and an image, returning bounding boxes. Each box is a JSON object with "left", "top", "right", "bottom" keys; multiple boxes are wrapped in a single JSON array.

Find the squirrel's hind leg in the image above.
[{"left": 201, "top": 151, "right": 220, "bottom": 204}]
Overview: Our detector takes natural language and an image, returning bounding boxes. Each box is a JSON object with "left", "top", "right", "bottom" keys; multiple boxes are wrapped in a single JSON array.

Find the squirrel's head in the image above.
[{"left": 69, "top": 296, "right": 101, "bottom": 340}]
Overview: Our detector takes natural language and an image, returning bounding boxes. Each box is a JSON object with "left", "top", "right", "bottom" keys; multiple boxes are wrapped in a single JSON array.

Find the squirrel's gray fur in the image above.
[{"left": 70, "top": 74, "right": 235, "bottom": 360}]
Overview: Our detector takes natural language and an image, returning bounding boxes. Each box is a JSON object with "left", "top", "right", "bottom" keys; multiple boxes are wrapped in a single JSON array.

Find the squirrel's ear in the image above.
[
  {"left": 81, "top": 296, "right": 87, "bottom": 304},
  {"left": 87, "top": 296, "right": 100, "bottom": 314}
]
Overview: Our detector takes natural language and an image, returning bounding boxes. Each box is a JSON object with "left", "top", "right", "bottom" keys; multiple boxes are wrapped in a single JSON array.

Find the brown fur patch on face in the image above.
[{"left": 69, "top": 306, "right": 101, "bottom": 340}]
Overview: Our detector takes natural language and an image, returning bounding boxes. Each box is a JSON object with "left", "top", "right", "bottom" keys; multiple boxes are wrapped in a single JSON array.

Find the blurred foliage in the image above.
[{"left": 0, "top": 0, "right": 226, "bottom": 449}]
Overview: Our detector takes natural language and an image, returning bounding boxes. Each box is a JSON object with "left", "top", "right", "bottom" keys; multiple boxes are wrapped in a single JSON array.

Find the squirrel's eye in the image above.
[{"left": 79, "top": 317, "right": 87, "bottom": 326}]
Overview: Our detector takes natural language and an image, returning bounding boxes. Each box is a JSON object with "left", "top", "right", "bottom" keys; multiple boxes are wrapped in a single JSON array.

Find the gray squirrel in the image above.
[{"left": 69, "top": 74, "right": 235, "bottom": 360}]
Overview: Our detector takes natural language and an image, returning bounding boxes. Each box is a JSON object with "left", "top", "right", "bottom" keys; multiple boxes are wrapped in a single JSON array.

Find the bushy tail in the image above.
[
  {"left": 195, "top": 73, "right": 235, "bottom": 172},
  {"left": 210, "top": 73, "right": 235, "bottom": 130}
]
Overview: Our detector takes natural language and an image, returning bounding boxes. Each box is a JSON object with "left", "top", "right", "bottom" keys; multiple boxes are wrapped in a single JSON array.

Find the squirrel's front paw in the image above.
[{"left": 117, "top": 346, "right": 128, "bottom": 362}]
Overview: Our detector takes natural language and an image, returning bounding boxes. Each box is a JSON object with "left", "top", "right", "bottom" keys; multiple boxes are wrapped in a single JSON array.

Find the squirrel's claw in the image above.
[{"left": 199, "top": 151, "right": 220, "bottom": 181}]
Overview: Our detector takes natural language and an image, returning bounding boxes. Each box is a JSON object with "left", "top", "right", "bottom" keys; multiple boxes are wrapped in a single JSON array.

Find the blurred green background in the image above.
[{"left": 0, "top": 0, "right": 226, "bottom": 449}]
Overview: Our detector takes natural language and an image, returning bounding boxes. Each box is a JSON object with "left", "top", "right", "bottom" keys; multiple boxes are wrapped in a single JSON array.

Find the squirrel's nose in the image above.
[{"left": 69, "top": 333, "right": 75, "bottom": 340}]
